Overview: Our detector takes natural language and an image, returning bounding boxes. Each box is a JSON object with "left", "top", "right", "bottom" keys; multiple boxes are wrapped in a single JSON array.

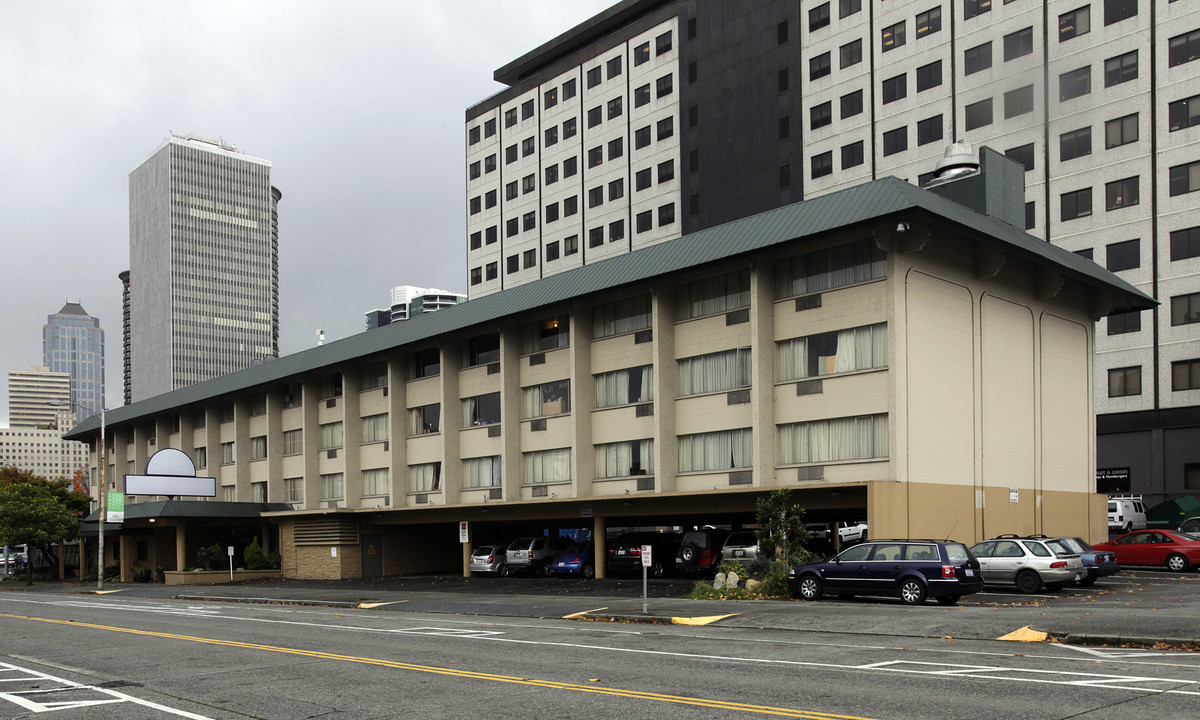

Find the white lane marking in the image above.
[
  {"left": 0, "top": 661, "right": 212, "bottom": 718},
  {"left": 387, "top": 626, "right": 504, "bottom": 638},
  {"left": 860, "top": 660, "right": 1200, "bottom": 694}
]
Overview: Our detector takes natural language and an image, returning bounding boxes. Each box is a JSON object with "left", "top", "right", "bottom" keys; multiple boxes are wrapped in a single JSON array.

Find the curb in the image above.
[
  {"left": 174, "top": 594, "right": 359, "bottom": 609},
  {"left": 1058, "top": 633, "right": 1200, "bottom": 648}
]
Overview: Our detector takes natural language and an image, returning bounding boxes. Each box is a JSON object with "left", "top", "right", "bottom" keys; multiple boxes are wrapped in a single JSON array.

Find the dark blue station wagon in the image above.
[{"left": 788, "top": 539, "right": 984, "bottom": 605}]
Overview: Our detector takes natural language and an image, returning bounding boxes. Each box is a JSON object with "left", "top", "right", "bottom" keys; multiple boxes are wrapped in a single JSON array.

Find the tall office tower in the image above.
[
  {"left": 127, "top": 133, "right": 281, "bottom": 403},
  {"left": 466, "top": 0, "right": 1200, "bottom": 501},
  {"left": 0, "top": 423, "right": 89, "bottom": 481},
  {"left": 8, "top": 366, "right": 70, "bottom": 428},
  {"left": 42, "top": 302, "right": 105, "bottom": 423}
]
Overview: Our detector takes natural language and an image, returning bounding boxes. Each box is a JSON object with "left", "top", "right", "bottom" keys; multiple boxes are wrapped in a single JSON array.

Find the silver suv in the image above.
[
  {"left": 721, "top": 531, "right": 760, "bottom": 566},
  {"left": 505, "top": 537, "right": 571, "bottom": 576},
  {"left": 969, "top": 535, "right": 1084, "bottom": 593}
]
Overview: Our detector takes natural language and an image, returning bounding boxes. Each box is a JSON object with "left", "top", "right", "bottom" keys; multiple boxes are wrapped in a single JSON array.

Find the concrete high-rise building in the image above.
[
  {"left": 0, "top": 424, "right": 89, "bottom": 482},
  {"left": 127, "top": 133, "right": 281, "bottom": 403},
  {"left": 364, "top": 285, "right": 467, "bottom": 329},
  {"left": 119, "top": 270, "right": 131, "bottom": 406},
  {"left": 7, "top": 366, "right": 70, "bottom": 429},
  {"left": 42, "top": 301, "right": 104, "bottom": 424},
  {"left": 465, "top": 0, "right": 1200, "bottom": 503}
]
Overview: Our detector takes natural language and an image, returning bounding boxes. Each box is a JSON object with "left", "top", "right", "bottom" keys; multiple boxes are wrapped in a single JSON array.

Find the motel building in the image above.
[{"left": 67, "top": 151, "right": 1152, "bottom": 581}]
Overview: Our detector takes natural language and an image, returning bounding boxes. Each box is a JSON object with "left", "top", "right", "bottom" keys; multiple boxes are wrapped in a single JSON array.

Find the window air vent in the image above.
[
  {"left": 488, "top": 487, "right": 503, "bottom": 500},
  {"left": 796, "top": 380, "right": 823, "bottom": 396},
  {"left": 795, "top": 294, "right": 822, "bottom": 311},
  {"left": 383, "top": 386, "right": 389, "bottom": 396},
  {"left": 529, "top": 353, "right": 546, "bottom": 366},
  {"left": 487, "top": 425, "right": 502, "bottom": 437},
  {"left": 634, "top": 329, "right": 653, "bottom": 344},
  {"left": 487, "top": 362, "right": 501, "bottom": 375},
  {"left": 531, "top": 485, "right": 548, "bottom": 497},
  {"left": 727, "top": 389, "right": 751, "bottom": 405},
  {"left": 725, "top": 308, "right": 750, "bottom": 325},
  {"left": 414, "top": 494, "right": 428, "bottom": 504},
  {"left": 327, "top": 448, "right": 338, "bottom": 460},
  {"left": 382, "top": 441, "right": 389, "bottom": 452},
  {"left": 294, "top": 516, "right": 359, "bottom": 545},
  {"left": 796, "top": 466, "right": 824, "bottom": 481},
  {"left": 636, "top": 476, "right": 655, "bottom": 491},
  {"left": 729, "top": 470, "right": 753, "bottom": 485},
  {"left": 326, "top": 398, "right": 337, "bottom": 409},
  {"left": 531, "top": 418, "right": 547, "bottom": 431},
  {"left": 635, "top": 403, "right": 654, "bottom": 417}
]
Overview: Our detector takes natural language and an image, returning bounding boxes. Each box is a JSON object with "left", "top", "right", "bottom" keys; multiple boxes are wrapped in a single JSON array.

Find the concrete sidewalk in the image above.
[{"left": 4, "top": 570, "right": 1197, "bottom": 648}]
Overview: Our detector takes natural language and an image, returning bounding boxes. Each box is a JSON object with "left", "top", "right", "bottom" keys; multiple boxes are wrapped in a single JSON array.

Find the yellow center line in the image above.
[{"left": 1, "top": 611, "right": 878, "bottom": 718}]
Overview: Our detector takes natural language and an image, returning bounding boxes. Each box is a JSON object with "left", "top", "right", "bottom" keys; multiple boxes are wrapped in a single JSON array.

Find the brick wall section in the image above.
[{"left": 278, "top": 520, "right": 362, "bottom": 579}]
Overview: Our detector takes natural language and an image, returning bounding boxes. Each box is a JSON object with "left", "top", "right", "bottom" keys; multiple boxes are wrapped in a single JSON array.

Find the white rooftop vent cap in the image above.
[{"left": 933, "top": 140, "right": 980, "bottom": 180}]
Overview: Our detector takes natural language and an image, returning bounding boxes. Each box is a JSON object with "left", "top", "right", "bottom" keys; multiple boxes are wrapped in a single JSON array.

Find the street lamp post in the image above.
[{"left": 50, "top": 400, "right": 106, "bottom": 591}]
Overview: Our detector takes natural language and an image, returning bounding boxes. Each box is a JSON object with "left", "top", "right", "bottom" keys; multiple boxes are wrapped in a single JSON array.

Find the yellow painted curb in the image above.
[
  {"left": 358, "top": 601, "right": 405, "bottom": 609},
  {"left": 563, "top": 607, "right": 608, "bottom": 619},
  {"left": 670, "top": 614, "right": 738, "bottom": 626},
  {"left": 95, "top": 590, "right": 123, "bottom": 595},
  {"left": 996, "top": 625, "right": 1048, "bottom": 642}
]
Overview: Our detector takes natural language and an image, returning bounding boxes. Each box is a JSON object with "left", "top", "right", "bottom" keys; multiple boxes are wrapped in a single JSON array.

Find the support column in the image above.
[
  {"left": 78, "top": 538, "right": 88, "bottom": 582},
  {"left": 120, "top": 535, "right": 134, "bottom": 583},
  {"left": 176, "top": 524, "right": 187, "bottom": 571},
  {"left": 593, "top": 515, "right": 607, "bottom": 579}
]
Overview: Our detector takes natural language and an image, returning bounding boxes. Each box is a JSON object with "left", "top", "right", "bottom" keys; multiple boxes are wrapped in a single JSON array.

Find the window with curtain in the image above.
[
  {"left": 361, "top": 414, "right": 389, "bottom": 444},
  {"left": 595, "top": 439, "right": 654, "bottom": 478},
  {"left": 282, "top": 429, "right": 303, "bottom": 456},
  {"left": 777, "top": 414, "right": 889, "bottom": 464},
  {"left": 249, "top": 393, "right": 267, "bottom": 417},
  {"left": 321, "top": 372, "right": 343, "bottom": 400},
  {"left": 285, "top": 477, "right": 303, "bottom": 503},
  {"left": 252, "top": 482, "right": 267, "bottom": 503},
  {"left": 222, "top": 485, "right": 235, "bottom": 502},
  {"left": 408, "top": 403, "right": 441, "bottom": 436},
  {"left": 362, "top": 468, "right": 389, "bottom": 496},
  {"left": 522, "top": 315, "right": 570, "bottom": 354},
  {"left": 250, "top": 436, "right": 267, "bottom": 461},
  {"left": 462, "top": 332, "right": 500, "bottom": 367},
  {"left": 678, "top": 347, "right": 751, "bottom": 396},
  {"left": 462, "top": 392, "right": 501, "bottom": 427},
  {"left": 675, "top": 268, "right": 751, "bottom": 320},
  {"left": 221, "top": 441, "right": 235, "bottom": 465},
  {"left": 774, "top": 238, "right": 886, "bottom": 299},
  {"left": 281, "top": 382, "right": 303, "bottom": 409},
  {"left": 320, "top": 422, "right": 344, "bottom": 449},
  {"left": 593, "top": 294, "right": 652, "bottom": 338},
  {"left": 522, "top": 379, "right": 571, "bottom": 418},
  {"left": 678, "top": 428, "right": 753, "bottom": 472},
  {"left": 595, "top": 365, "right": 654, "bottom": 408},
  {"left": 463, "top": 456, "right": 502, "bottom": 488},
  {"left": 320, "top": 473, "right": 344, "bottom": 500},
  {"left": 777, "top": 323, "right": 887, "bottom": 380},
  {"left": 409, "top": 462, "right": 442, "bottom": 493},
  {"left": 523, "top": 448, "right": 572, "bottom": 484},
  {"left": 195, "top": 446, "right": 207, "bottom": 469},
  {"left": 360, "top": 361, "right": 388, "bottom": 390}
]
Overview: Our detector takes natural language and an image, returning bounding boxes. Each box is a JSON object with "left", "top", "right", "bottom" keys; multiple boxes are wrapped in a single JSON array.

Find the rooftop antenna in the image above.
[{"left": 316, "top": 329, "right": 325, "bottom": 346}]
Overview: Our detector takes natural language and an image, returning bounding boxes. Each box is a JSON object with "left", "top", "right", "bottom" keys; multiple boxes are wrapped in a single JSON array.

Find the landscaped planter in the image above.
[{"left": 162, "top": 569, "right": 281, "bottom": 586}]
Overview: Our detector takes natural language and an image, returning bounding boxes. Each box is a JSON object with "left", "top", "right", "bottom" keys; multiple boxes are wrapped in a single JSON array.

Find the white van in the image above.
[{"left": 1108, "top": 496, "right": 1147, "bottom": 532}]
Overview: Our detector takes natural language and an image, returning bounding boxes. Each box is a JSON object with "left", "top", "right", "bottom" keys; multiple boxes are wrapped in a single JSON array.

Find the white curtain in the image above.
[
  {"left": 362, "top": 468, "right": 388, "bottom": 496},
  {"left": 595, "top": 366, "right": 653, "bottom": 407},
  {"left": 320, "top": 422, "right": 343, "bottom": 449},
  {"left": 593, "top": 294, "right": 651, "bottom": 338},
  {"left": 409, "top": 463, "right": 441, "bottom": 493},
  {"left": 524, "top": 448, "right": 571, "bottom": 484},
  {"left": 595, "top": 440, "right": 653, "bottom": 478},
  {"left": 678, "top": 428, "right": 752, "bottom": 472},
  {"left": 320, "top": 473, "right": 344, "bottom": 500},
  {"left": 408, "top": 404, "right": 440, "bottom": 436},
  {"left": 463, "top": 456, "right": 501, "bottom": 488},
  {"left": 676, "top": 269, "right": 750, "bottom": 320},
  {"left": 523, "top": 380, "right": 571, "bottom": 418},
  {"left": 775, "top": 238, "right": 886, "bottom": 299},
  {"left": 679, "top": 348, "right": 750, "bottom": 396},
  {"left": 777, "top": 324, "right": 887, "bottom": 381},
  {"left": 362, "top": 414, "right": 389, "bottom": 443},
  {"left": 778, "top": 414, "right": 889, "bottom": 464}
]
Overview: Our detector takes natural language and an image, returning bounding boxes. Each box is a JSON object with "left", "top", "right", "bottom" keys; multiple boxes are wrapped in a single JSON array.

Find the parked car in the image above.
[
  {"left": 675, "top": 528, "right": 730, "bottom": 577},
  {"left": 721, "top": 531, "right": 760, "bottom": 567},
  {"left": 505, "top": 536, "right": 572, "bottom": 576},
  {"left": 469, "top": 544, "right": 509, "bottom": 577},
  {"left": 550, "top": 542, "right": 595, "bottom": 578},
  {"left": 607, "top": 532, "right": 680, "bottom": 578},
  {"left": 969, "top": 535, "right": 1084, "bottom": 593},
  {"left": 1108, "top": 496, "right": 1147, "bottom": 532},
  {"left": 1057, "top": 536, "right": 1120, "bottom": 586},
  {"left": 1, "top": 545, "right": 27, "bottom": 572},
  {"left": 804, "top": 522, "right": 869, "bottom": 545},
  {"left": 1093, "top": 529, "right": 1200, "bottom": 572},
  {"left": 1178, "top": 517, "right": 1200, "bottom": 534},
  {"left": 788, "top": 539, "right": 984, "bottom": 605}
]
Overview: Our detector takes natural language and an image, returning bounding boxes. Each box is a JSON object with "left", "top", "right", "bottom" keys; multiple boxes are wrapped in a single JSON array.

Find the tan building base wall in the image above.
[
  {"left": 163, "top": 570, "right": 282, "bottom": 586},
  {"left": 869, "top": 481, "right": 1109, "bottom": 546},
  {"left": 278, "top": 520, "right": 363, "bottom": 580}
]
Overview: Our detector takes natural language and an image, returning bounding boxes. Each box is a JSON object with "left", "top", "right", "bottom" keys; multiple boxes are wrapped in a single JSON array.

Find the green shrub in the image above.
[
  {"left": 132, "top": 566, "right": 151, "bottom": 582},
  {"left": 195, "top": 544, "right": 224, "bottom": 571},
  {"left": 102, "top": 563, "right": 120, "bottom": 580},
  {"left": 243, "top": 537, "right": 280, "bottom": 570}
]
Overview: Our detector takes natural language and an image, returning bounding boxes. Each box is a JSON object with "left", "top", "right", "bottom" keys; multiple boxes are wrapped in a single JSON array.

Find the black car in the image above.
[
  {"left": 675, "top": 528, "right": 731, "bottom": 577},
  {"left": 788, "top": 539, "right": 984, "bottom": 605},
  {"left": 606, "top": 532, "right": 680, "bottom": 577}
]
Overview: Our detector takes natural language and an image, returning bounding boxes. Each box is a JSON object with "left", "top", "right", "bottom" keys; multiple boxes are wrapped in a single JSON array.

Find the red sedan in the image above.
[{"left": 1093, "top": 530, "right": 1200, "bottom": 572}]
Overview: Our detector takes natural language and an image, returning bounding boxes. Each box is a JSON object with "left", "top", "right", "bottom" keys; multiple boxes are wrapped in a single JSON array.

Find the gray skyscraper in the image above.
[
  {"left": 127, "top": 133, "right": 281, "bottom": 403},
  {"left": 42, "top": 301, "right": 105, "bottom": 424}
]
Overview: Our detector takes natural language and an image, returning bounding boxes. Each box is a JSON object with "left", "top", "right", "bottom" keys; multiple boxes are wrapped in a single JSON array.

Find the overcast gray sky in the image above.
[{"left": 0, "top": 0, "right": 612, "bottom": 425}]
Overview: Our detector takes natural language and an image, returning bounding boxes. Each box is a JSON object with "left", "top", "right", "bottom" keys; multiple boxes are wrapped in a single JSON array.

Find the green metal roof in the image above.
[
  {"left": 81, "top": 500, "right": 293, "bottom": 523},
  {"left": 67, "top": 175, "right": 1154, "bottom": 439}
]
